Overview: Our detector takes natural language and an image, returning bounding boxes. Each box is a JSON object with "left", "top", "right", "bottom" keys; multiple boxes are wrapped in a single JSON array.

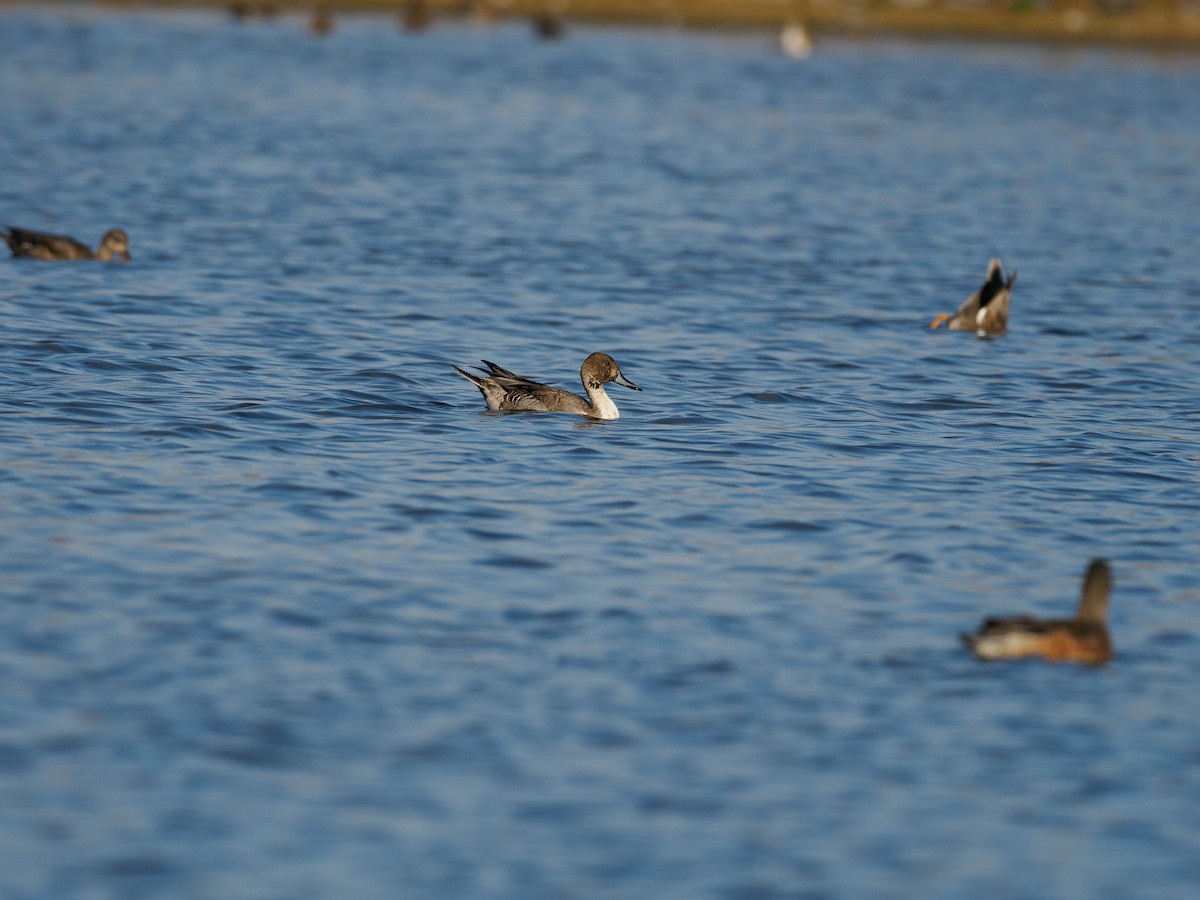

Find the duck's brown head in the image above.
[
  {"left": 99, "top": 228, "right": 131, "bottom": 262},
  {"left": 582, "top": 352, "right": 640, "bottom": 392}
]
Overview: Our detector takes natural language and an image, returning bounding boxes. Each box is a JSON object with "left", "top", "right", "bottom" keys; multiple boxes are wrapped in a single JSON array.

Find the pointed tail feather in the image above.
[
  {"left": 480, "top": 360, "right": 526, "bottom": 381},
  {"left": 451, "top": 364, "right": 487, "bottom": 389},
  {"left": 1077, "top": 559, "right": 1111, "bottom": 623}
]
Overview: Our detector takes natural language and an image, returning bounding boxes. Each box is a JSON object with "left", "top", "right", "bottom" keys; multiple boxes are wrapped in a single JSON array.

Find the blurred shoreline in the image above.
[{"left": 10, "top": 0, "right": 1200, "bottom": 49}]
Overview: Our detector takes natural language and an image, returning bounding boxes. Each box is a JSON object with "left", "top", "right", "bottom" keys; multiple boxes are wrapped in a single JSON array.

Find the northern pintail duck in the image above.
[
  {"left": 3, "top": 226, "right": 131, "bottom": 262},
  {"left": 930, "top": 258, "right": 1015, "bottom": 336},
  {"left": 961, "top": 559, "right": 1113, "bottom": 665},
  {"left": 453, "top": 352, "right": 641, "bottom": 420}
]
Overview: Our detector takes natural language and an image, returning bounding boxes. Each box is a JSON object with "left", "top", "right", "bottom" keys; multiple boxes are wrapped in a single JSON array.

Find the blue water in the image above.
[{"left": 2, "top": 6, "right": 1200, "bottom": 898}]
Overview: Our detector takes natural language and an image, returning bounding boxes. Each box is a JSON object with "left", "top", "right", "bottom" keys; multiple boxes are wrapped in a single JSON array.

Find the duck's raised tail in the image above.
[{"left": 451, "top": 363, "right": 488, "bottom": 389}]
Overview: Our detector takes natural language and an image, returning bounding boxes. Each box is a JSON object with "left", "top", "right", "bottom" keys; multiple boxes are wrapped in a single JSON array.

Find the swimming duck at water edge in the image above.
[
  {"left": 961, "top": 559, "right": 1114, "bottom": 665},
  {"left": 453, "top": 352, "right": 641, "bottom": 420},
  {"left": 930, "top": 258, "right": 1014, "bottom": 336},
  {"left": 3, "top": 225, "right": 131, "bottom": 262}
]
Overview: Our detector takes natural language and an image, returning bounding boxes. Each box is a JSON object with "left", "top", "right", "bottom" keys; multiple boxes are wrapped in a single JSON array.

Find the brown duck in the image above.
[
  {"left": 453, "top": 352, "right": 640, "bottom": 420},
  {"left": 930, "top": 258, "right": 1014, "bottom": 335},
  {"left": 961, "top": 559, "right": 1114, "bottom": 665},
  {"left": 3, "top": 226, "right": 131, "bottom": 262}
]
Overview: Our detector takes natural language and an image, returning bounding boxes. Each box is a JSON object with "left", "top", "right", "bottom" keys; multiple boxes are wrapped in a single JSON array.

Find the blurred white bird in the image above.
[{"left": 781, "top": 21, "right": 813, "bottom": 59}]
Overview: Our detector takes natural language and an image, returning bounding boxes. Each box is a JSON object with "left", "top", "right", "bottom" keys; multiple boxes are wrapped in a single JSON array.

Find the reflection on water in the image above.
[{"left": 1, "top": 7, "right": 1200, "bottom": 899}]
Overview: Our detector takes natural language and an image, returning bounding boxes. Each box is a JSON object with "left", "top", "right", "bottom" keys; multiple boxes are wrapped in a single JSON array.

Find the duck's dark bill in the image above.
[{"left": 616, "top": 374, "right": 641, "bottom": 391}]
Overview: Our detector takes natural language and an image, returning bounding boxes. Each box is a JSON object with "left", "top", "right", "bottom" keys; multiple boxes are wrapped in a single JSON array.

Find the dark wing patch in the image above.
[
  {"left": 976, "top": 614, "right": 1046, "bottom": 634},
  {"left": 977, "top": 267, "right": 1007, "bottom": 309}
]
